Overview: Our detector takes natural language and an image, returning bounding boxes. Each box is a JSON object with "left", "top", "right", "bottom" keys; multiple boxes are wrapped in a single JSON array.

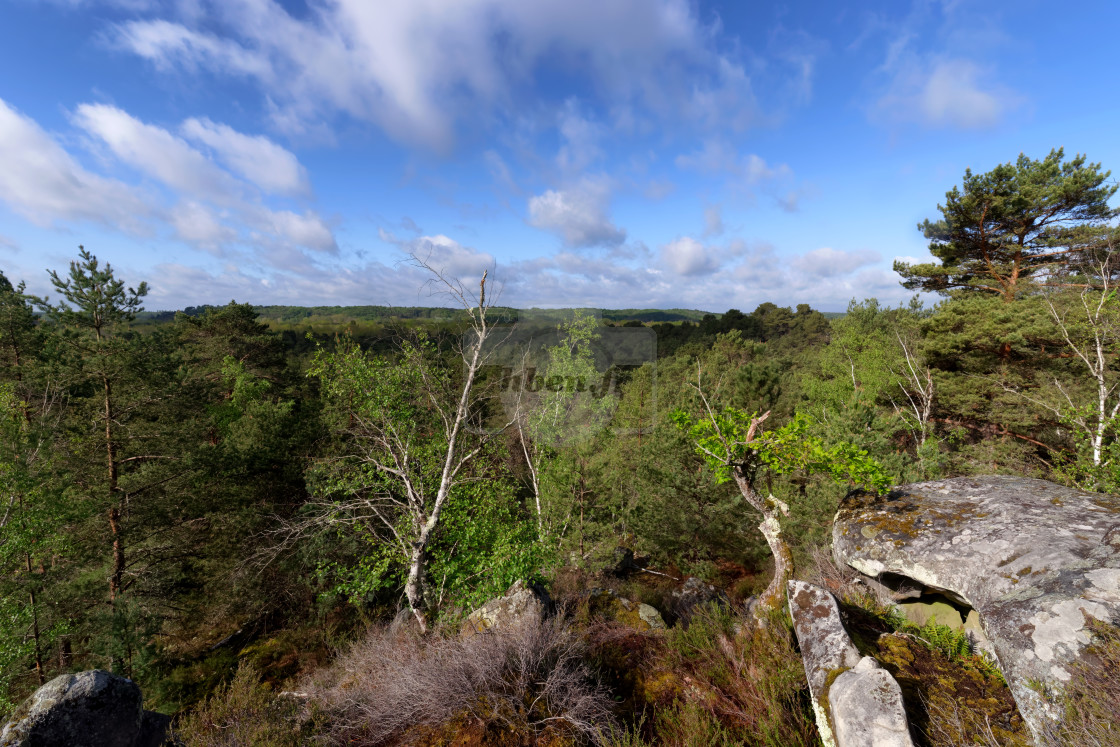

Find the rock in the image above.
[
  {"left": 461, "top": 580, "right": 552, "bottom": 636},
  {"left": 0, "top": 670, "right": 169, "bottom": 747},
  {"left": 834, "top": 475, "right": 1120, "bottom": 742},
  {"left": 787, "top": 580, "right": 864, "bottom": 747},
  {"left": 829, "top": 657, "right": 914, "bottom": 747},
  {"left": 897, "top": 597, "right": 964, "bottom": 630},
  {"left": 637, "top": 603, "right": 666, "bottom": 630},
  {"left": 668, "top": 577, "right": 731, "bottom": 626},
  {"left": 586, "top": 588, "right": 666, "bottom": 630}
]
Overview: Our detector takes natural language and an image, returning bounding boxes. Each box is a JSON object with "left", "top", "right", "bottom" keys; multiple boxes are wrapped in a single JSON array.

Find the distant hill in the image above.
[
  {"left": 133, "top": 305, "right": 843, "bottom": 326},
  {"left": 135, "top": 305, "right": 714, "bottom": 324}
]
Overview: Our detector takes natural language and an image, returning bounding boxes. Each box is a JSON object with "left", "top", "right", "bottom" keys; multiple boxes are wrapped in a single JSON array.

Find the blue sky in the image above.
[{"left": 0, "top": 0, "right": 1117, "bottom": 312}]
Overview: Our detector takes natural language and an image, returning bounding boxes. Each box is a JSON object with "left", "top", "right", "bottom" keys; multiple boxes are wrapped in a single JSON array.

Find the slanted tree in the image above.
[
  {"left": 673, "top": 370, "right": 889, "bottom": 614},
  {"left": 896, "top": 149, "right": 1118, "bottom": 302}
]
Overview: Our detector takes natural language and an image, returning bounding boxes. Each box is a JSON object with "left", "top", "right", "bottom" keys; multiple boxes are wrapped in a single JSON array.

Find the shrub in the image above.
[
  {"left": 173, "top": 663, "right": 310, "bottom": 747},
  {"left": 311, "top": 618, "right": 616, "bottom": 745}
]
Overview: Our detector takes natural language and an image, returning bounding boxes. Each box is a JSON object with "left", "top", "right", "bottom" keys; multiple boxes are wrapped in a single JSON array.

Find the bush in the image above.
[
  {"left": 173, "top": 663, "right": 310, "bottom": 747},
  {"left": 311, "top": 618, "right": 616, "bottom": 745}
]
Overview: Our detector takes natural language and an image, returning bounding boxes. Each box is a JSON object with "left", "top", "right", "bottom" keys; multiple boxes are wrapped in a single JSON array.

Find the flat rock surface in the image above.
[{"left": 833, "top": 475, "right": 1120, "bottom": 740}]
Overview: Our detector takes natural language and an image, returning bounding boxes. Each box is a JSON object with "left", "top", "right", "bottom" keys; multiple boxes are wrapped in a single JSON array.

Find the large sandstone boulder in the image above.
[
  {"left": 787, "top": 580, "right": 913, "bottom": 747},
  {"left": 833, "top": 475, "right": 1120, "bottom": 742},
  {"left": 0, "top": 670, "right": 169, "bottom": 747},
  {"left": 461, "top": 580, "right": 553, "bottom": 636}
]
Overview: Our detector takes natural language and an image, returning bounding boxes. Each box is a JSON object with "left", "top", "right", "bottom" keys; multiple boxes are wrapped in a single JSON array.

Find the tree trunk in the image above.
[
  {"left": 732, "top": 468, "right": 792, "bottom": 615},
  {"left": 26, "top": 553, "right": 43, "bottom": 685},
  {"left": 404, "top": 543, "right": 428, "bottom": 634}
]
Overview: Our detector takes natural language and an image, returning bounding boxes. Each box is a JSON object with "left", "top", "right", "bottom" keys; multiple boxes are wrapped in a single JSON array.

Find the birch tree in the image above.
[{"left": 306, "top": 264, "right": 513, "bottom": 632}]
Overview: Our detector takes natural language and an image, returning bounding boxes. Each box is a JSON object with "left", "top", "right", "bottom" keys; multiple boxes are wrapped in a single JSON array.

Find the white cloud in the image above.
[
  {"left": 74, "top": 103, "right": 239, "bottom": 199},
  {"left": 661, "top": 236, "right": 719, "bottom": 276},
  {"left": 0, "top": 98, "right": 333, "bottom": 258},
  {"left": 875, "top": 58, "right": 1017, "bottom": 129},
  {"left": 378, "top": 229, "right": 496, "bottom": 280},
  {"left": 790, "top": 247, "right": 880, "bottom": 277},
  {"left": 251, "top": 207, "right": 336, "bottom": 253},
  {"left": 676, "top": 143, "right": 793, "bottom": 184},
  {"left": 528, "top": 177, "right": 626, "bottom": 248},
  {"left": 170, "top": 201, "right": 235, "bottom": 251},
  {"left": 555, "top": 99, "right": 604, "bottom": 175},
  {"left": 181, "top": 117, "right": 310, "bottom": 196},
  {"left": 0, "top": 97, "right": 151, "bottom": 231},
  {"left": 109, "top": 0, "right": 768, "bottom": 150},
  {"left": 112, "top": 19, "right": 271, "bottom": 77}
]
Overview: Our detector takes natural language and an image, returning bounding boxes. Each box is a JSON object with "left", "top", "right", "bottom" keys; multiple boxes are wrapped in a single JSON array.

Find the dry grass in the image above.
[
  {"left": 310, "top": 617, "right": 616, "bottom": 746},
  {"left": 1045, "top": 617, "right": 1120, "bottom": 747}
]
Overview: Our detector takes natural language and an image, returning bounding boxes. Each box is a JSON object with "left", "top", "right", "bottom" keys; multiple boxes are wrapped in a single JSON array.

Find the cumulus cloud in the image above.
[
  {"left": 0, "top": 98, "right": 333, "bottom": 258},
  {"left": 0, "top": 97, "right": 151, "bottom": 232},
  {"left": 528, "top": 178, "right": 626, "bottom": 248},
  {"left": 661, "top": 236, "right": 719, "bottom": 276},
  {"left": 875, "top": 58, "right": 1018, "bottom": 129},
  {"left": 109, "top": 0, "right": 768, "bottom": 150},
  {"left": 181, "top": 117, "right": 310, "bottom": 196},
  {"left": 378, "top": 229, "right": 496, "bottom": 280}
]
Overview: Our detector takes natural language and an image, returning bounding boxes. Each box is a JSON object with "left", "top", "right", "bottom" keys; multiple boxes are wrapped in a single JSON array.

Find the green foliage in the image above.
[
  {"left": 322, "top": 476, "right": 546, "bottom": 616},
  {"left": 671, "top": 409, "right": 891, "bottom": 494},
  {"left": 897, "top": 148, "right": 1119, "bottom": 299}
]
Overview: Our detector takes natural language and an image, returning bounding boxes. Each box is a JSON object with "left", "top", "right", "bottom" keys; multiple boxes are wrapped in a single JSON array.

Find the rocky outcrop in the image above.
[
  {"left": 0, "top": 670, "right": 170, "bottom": 747},
  {"left": 787, "top": 580, "right": 913, "bottom": 747},
  {"left": 461, "top": 580, "right": 553, "bottom": 636},
  {"left": 668, "top": 577, "right": 731, "bottom": 626},
  {"left": 834, "top": 475, "right": 1120, "bottom": 742}
]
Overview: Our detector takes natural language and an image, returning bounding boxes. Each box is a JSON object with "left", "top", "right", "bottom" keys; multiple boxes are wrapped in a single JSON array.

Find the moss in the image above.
[
  {"left": 816, "top": 665, "right": 851, "bottom": 725},
  {"left": 838, "top": 599, "right": 1029, "bottom": 747}
]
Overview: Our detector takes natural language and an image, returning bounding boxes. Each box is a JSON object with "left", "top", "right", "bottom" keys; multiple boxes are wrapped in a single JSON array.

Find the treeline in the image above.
[{"left": 1, "top": 147, "right": 1118, "bottom": 723}]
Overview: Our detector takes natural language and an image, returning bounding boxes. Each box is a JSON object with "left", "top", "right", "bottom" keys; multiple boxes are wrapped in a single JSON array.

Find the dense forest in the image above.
[{"left": 2, "top": 148, "right": 1119, "bottom": 745}]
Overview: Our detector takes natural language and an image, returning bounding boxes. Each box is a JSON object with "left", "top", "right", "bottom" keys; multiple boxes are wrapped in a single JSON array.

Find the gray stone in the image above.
[
  {"left": 787, "top": 580, "right": 862, "bottom": 698},
  {"left": 0, "top": 670, "right": 164, "bottom": 747},
  {"left": 461, "top": 580, "right": 552, "bottom": 636},
  {"left": 637, "top": 603, "right": 666, "bottom": 630},
  {"left": 829, "top": 657, "right": 914, "bottom": 747},
  {"left": 833, "top": 475, "right": 1120, "bottom": 743},
  {"left": 668, "top": 577, "right": 731, "bottom": 626}
]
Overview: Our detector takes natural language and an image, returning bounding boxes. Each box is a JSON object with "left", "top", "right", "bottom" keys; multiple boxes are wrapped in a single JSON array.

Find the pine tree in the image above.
[{"left": 896, "top": 149, "right": 1118, "bottom": 301}]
